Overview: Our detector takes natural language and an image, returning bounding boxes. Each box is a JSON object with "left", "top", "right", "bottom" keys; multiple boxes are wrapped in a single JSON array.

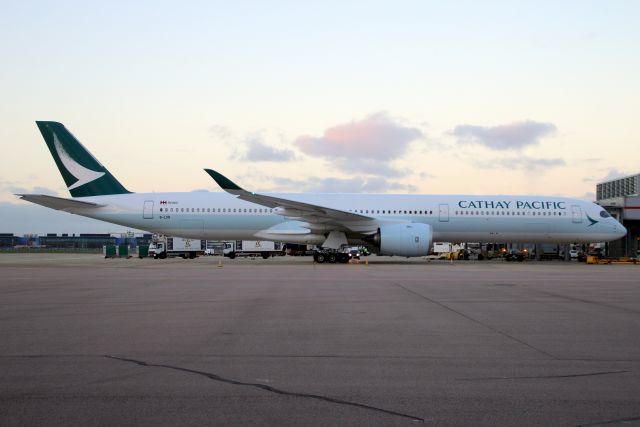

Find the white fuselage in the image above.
[{"left": 69, "top": 192, "right": 626, "bottom": 244}]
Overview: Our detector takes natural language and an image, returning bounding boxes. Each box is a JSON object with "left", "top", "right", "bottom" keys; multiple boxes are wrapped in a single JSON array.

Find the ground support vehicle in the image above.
[
  {"left": 223, "top": 240, "right": 284, "bottom": 259},
  {"left": 285, "top": 244, "right": 316, "bottom": 256},
  {"left": 148, "top": 235, "right": 205, "bottom": 259}
]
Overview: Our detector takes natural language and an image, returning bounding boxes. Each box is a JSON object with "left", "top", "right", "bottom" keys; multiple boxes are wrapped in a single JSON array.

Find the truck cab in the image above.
[{"left": 148, "top": 242, "right": 166, "bottom": 259}]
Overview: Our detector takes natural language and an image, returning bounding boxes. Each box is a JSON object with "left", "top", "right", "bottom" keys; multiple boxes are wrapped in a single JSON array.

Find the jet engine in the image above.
[{"left": 366, "top": 223, "right": 433, "bottom": 257}]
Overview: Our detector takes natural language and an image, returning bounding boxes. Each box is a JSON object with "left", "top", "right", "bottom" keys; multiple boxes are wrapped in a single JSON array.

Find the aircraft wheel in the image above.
[{"left": 338, "top": 253, "right": 350, "bottom": 263}]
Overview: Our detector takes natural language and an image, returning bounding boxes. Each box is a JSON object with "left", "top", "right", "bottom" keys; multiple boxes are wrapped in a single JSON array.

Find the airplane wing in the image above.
[
  {"left": 17, "top": 194, "right": 105, "bottom": 212},
  {"left": 204, "top": 169, "right": 373, "bottom": 226}
]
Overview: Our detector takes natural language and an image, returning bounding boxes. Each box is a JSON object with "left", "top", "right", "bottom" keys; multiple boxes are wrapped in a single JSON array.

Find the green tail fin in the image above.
[{"left": 36, "top": 121, "right": 131, "bottom": 197}]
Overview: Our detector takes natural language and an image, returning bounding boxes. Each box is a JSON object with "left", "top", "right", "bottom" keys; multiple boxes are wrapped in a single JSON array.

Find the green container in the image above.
[
  {"left": 104, "top": 245, "right": 117, "bottom": 258},
  {"left": 138, "top": 245, "right": 149, "bottom": 258},
  {"left": 118, "top": 244, "right": 129, "bottom": 257}
]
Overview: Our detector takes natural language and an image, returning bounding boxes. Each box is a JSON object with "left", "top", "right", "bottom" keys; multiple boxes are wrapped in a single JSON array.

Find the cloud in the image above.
[
  {"left": 598, "top": 168, "right": 631, "bottom": 182},
  {"left": 237, "top": 137, "right": 297, "bottom": 162},
  {"left": 295, "top": 112, "right": 424, "bottom": 161},
  {"left": 452, "top": 120, "right": 557, "bottom": 150},
  {"left": 209, "top": 125, "right": 232, "bottom": 140},
  {"left": 583, "top": 168, "right": 632, "bottom": 184},
  {"left": 474, "top": 156, "right": 565, "bottom": 170},
  {"left": 270, "top": 176, "right": 417, "bottom": 193}
]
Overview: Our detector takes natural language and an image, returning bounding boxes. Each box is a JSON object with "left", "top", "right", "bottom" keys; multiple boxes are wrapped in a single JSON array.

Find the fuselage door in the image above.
[
  {"left": 438, "top": 203, "right": 449, "bottom": 222},
  {"left": 571, "top": 204, "right": 582, "bottom": 223},
  {"left": 143, "top": 200, "right": 154, "bottom": 219}
]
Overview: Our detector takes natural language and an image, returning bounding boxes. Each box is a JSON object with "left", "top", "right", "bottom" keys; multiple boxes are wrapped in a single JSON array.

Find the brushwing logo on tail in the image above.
[{"left": 53, "top": 132, "right": 105, "bottom": 190}]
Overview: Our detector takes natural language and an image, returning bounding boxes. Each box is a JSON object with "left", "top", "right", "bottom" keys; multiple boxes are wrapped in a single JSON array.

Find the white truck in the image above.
[
  {"left": 148, "top": 235, "right": 205, "bottom": 259},
  {"left": 223, "top": 240, "right": 284, "bottom": 259},
  {"left": 432, "top": 242, "right": 452, "bottom": 254}
]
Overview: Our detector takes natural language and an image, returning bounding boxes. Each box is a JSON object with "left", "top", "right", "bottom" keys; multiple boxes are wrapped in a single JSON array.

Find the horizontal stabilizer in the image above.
[{"left": 17, "top": 194, "right": 105, "bottom": 211}]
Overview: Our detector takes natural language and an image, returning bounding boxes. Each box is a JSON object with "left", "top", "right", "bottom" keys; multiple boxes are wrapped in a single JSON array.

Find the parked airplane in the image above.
[{"left": 18, "top": 121, "right": 626, "bottom": 258}]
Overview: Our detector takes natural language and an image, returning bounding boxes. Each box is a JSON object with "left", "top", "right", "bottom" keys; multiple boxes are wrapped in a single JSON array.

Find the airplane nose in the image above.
[{"left": 616, "top": 223, "right": 627, "bottom": 238}]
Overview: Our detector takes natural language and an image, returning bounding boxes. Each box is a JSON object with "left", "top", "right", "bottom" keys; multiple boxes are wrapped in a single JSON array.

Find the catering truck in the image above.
[
  {"left": 148, "top": 235, "right": 205, "bottom": 259},
  {"left": 223, "top": 240, "right": 284, "bottom": 259}
]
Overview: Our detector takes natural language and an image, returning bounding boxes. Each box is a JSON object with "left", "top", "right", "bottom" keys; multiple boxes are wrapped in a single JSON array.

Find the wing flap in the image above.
[{"left": 17, "top": 194, "right": 105, "bottom": 211}]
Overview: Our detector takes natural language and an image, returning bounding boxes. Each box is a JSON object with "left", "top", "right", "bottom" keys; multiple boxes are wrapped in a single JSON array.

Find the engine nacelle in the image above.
[{"left": 367, "top": 223, "right": 433, "bottom": 257}]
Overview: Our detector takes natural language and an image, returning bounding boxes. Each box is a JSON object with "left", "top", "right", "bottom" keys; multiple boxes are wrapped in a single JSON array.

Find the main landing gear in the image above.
[{"left": 313, "top": 249, "right": 350, "bottom": 264}]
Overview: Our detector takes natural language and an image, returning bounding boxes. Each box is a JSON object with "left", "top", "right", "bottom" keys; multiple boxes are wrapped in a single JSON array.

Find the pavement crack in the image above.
[
  {"left": 458, "top": 370, "right": 629, "bottom": 381},
  {"left": 394, "top": 282, "right": 559, "bottom": 360},
  {"left": 577, "top": 415, "right": 640, "bottom": 426},
  {"left": 104, "top": 355, "right": 425, "bottom": 423}
]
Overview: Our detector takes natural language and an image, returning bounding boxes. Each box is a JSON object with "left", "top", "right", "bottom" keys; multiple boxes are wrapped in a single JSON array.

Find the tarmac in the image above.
[{"left": 1, "top": 253, "right": 639, "bottom": 426}]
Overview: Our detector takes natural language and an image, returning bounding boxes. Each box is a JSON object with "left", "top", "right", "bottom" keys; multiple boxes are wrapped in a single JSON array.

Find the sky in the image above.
[{"left": 1, "top": 1, "right": 639, "bottom": 234}]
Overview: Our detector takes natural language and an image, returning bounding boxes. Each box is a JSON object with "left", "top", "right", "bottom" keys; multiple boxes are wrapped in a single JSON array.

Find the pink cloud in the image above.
[{"left": 295, "top": 112, "right": 423, "bottom": 161}]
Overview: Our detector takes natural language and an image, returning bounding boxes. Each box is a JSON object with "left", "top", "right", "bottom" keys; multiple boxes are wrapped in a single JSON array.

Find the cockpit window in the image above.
[{"left": 599, "top": 210, "right": 611, "bottom": 218}]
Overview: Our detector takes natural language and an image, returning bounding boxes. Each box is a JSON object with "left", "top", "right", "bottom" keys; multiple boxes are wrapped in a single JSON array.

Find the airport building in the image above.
[
  {"left": 0, "top": 233, "right": 153, "bottom": 251},
  {"left": 597, "top": 173, "right": 640, "bottom": 257}
]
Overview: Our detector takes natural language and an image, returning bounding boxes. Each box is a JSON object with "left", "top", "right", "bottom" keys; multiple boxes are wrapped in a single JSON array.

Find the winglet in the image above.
[{"left": 204, "top": 169, "right": 244, "bottom": 194}]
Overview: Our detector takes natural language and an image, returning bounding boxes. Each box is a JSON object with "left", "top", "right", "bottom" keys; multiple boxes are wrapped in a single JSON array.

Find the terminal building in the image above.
[{"left": 597, "top": 173, "right": 640, "bottom": 257}]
